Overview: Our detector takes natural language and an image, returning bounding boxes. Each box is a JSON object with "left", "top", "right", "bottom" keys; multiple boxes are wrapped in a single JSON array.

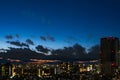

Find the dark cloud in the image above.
[
  {"left": 35, "top": 45, "right": 50, "bottom": 54},
  {"left": 46, "top": 34, "right": 55, "bottom": 42},
  {"left": 88, "top": 45, "right": 100, "bottom": 54},
  {"left": 6, "top": 41, "right": 29, "bottom": 48},
  {"left": 21, "top": 43, "right": 29, "bottom": 48},
  {"left": 40, "top": 36, "right": 46, "bottom": 41},
  {"left": 40, "top": 34, "right": 55, "bottom": 42},
  {"left": 5, "top": 35, "right": 13, "bottom": 39},
  {"left": 73, "top": 43, "right": 87, "bottom": 57},
  {"left": 3, "top": 41, "right": 99, "bottom": 61},
  {"left": 50, "top": 44, "right": 99, "bottom": 61},
  {"left": 6, "top": 41, "right": 22, "bottom": 47},
  {"left": 88, "top": 45, "right": 100, "bottom": 59},
  {"left": 26, "top": 39, "right": 34, "bottom": 45},
  {"left": 1, "top": 47, "right": 45, "bottom": 59},
  {"left": 51, "top": 43, "right": 87, "bottom": 60}
]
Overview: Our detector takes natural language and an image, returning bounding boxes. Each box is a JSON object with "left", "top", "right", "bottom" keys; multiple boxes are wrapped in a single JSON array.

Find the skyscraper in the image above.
[{"left": 100, "top": 37, "right": 119, "bottom": 74}]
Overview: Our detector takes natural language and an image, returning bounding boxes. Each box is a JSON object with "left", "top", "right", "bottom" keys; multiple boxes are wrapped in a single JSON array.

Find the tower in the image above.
[{"left": 100, "top": 37, "right": 119, "bottom": 74}]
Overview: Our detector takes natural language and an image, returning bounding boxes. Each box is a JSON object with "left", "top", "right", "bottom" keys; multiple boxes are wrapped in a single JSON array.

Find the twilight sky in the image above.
[{"left": 0, "top": 0, "right": 120, "bottom": 49}]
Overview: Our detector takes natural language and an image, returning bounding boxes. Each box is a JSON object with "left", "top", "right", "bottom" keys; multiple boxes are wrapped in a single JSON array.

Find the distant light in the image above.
[
  {"left": 111, "top": 50, "right": 115, "bottom": 53},
  {"left": 111, "top": 62, "right": 115, "bottom": 67}
]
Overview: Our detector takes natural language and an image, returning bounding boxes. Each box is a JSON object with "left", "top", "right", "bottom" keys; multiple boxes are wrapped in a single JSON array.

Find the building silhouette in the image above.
[{"left": 100, "top": 37, "right": 119, "bottom": 74}]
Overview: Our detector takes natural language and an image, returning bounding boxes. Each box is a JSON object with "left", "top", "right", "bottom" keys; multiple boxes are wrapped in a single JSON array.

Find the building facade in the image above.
[{"left": 100, "top": 37, "right": 119, "bottom": 74}]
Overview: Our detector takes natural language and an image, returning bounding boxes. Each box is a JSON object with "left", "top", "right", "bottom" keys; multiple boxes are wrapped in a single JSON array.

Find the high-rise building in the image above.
[{"left": 100, "top": 37, "right": 119, "bottom": 74}]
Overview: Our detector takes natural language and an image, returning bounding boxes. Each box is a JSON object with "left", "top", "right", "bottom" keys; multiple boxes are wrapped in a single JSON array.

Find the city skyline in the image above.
[{"left": 0, "top": 0, "right": 120, "bottom": 50}]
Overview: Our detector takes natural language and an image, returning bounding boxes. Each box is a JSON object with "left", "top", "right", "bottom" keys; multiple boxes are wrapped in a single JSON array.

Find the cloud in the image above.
[
  {"left": 26, "top": 39, "right": 34, "bottom": 45},
  {"left": 4, "top": 41, "right": 99, "bottom": 61},
  {"left": 35, "top": 45, "right": 50, "bottom": 54},
  {"left": 87, "top": 45, "right": 100, "bottom": 59},
  {"left": 5, "top": 35, "right": 13, "bottom": 39},
  {"left": 50, "top": 44, "right": 99, "bottom": 61},
  {"left": 40, "top": 34, "right": 55, "bottom": 42},
  {"left": 6, "top": 41, "right": 22, "bottom": 47},
  {"left": 40, "top": 36, "right": 46, "bottom": 41},
  {"left": 46, "top": 34, "right": 55, "bottom": 42},
  {"left": 21, "top": 43, "right": 29, "bottom": 48},
  {"left": 88, "top": 45, "right": 100, "bottom": 54},
  {"left": 51, "top": 43, "right": 87, "bottom": 60},
  {"left": 6, "top": 41, "right": 29, "bottom": 48}
]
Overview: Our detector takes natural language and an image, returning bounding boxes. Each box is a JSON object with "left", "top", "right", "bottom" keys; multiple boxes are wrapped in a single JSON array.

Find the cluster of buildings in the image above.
[
  {"left": 0, "top": 36, "right": 120, "bottom": 79},
  {"left": 0, "top": 61, "right": 99, "bottom": 79}
]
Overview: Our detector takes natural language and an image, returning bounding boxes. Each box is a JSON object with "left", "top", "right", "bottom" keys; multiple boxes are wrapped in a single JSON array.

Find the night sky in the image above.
[{"left": 0, "top": 0, "right": 120, "bottom": 50}]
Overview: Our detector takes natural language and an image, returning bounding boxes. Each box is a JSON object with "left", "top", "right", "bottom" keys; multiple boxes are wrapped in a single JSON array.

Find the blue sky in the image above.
[{"left": 0, "top": 0, "right": 120, "bottom": 49}]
